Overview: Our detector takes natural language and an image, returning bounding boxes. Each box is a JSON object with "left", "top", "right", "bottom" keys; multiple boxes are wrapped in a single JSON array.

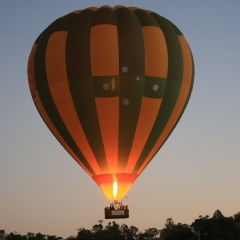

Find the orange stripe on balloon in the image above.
[
  {"left": 27, "top": 44, "right": 93, "bottom": 176},
  {"left": 95, "top": 97, "right": 119, "bottom": 173},
  {"left": 91, "top": 24, "right": 119, "bottom": 76},
  {"left": 142, "top": 26, "right": 168, "bottom": 78},
  {"left": 45, "top": 31, "right": 101, "bottom": 174},
  {"left": 137, "top": 35, "right": 193, "bottom": 174},
  {"left": 125, "top": 97, "right": 162, "bottom": 173}
]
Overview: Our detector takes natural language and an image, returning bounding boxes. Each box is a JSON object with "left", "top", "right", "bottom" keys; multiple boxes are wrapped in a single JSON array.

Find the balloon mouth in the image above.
[
  {"left": 92, "top": 173, "right": 138, "bottom": 201},
  {"left": 113, "top": 181, "right": 118, "bottom": 199}
]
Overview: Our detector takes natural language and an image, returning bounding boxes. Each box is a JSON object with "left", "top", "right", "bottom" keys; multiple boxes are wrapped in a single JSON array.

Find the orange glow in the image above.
[
  {"left": 99, "top": 182, "right": 134, "bottom": 201},
  {"left": 91, "top": 24, "right": 119, "bottom": 76},
  {"left": 92, "top": 173, "right": 138, "bottom": 201},
  {"left": 113, "top": 181, "right": 118, "bottom": 199}
]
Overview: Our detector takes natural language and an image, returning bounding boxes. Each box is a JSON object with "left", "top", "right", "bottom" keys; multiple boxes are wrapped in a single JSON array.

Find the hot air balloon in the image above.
[{"left": 28, "top": 5, "right": 194, "bottom": 219}]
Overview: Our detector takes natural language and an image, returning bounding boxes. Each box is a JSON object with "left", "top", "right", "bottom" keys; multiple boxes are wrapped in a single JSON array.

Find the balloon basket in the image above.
[
  {"left": 105, "top": 209, "right": 129, "bottom": 219},
  {"left": 104, "top": 200, "right": 129, "bottom": 219}
]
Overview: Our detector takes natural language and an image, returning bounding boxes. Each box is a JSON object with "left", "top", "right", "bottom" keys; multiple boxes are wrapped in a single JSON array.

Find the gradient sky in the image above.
[{"left": 1, "top": 0, "right": 240, "bottom": 238}]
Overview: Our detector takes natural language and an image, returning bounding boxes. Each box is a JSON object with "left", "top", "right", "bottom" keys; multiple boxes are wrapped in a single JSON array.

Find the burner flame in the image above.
[{"left": 113, "top": 181, "right": 118, "bottom": 199}]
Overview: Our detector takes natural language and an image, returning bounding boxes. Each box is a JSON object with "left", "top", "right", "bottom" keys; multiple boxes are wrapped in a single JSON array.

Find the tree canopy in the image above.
[{"left": 1, "top": 210, "right": 240, "bottom": 240}]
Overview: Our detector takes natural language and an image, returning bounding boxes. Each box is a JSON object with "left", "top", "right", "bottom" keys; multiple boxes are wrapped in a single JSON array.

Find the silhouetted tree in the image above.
[
  {"left": 212, "top": 209, "right": 224, "bottom": 219},
  {"left": 26, "top": 233, "right": 35, "bottom": 240},
  {"left": 233, "top": 212, "right": 240, "bottom": 223},
  {"left": 76, "top": 228, "right": 92, "bottom": 240},
  {"left": 104, "top": 221, "right": 124, "bottom": 240},
  {"left": 138, "top": 233, "right": 146, "bottom": 240},
  {"left": 65, "top": 236, "right": 75, "bottom": 240},
  {"left": 120, "top": 224, "right": 139, "bottom": 240},
  {"left": 46, "top": 235, "right": 61, "bottom": 240},
  {"left": 143, "top": 228, "right": 159, "bottom": 239},
  {"left": 191, "top": 210, "right": 240, "bottom": 240},
  {"left": 2, "top": 210, "right": 240, "bottom": 240},
  {"left": 160, "top": 218, "right": 197, "bottom": 240},
  {"left": 0, "top": 230, "right": 5, "bottom": 240},
  {"left": 129, "top": 226, "right": 139, "bottom": 240},
  {"left": 35, "top": 233, "right": 46, "bottom": 240},
  {"left": 5, "top": 232, "right": 26, "bottom": 240}
]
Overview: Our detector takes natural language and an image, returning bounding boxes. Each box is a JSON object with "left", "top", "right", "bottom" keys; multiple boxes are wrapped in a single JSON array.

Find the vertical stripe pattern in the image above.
[{"left": 28, "top": 6, "right": 194, "bottom": 202}]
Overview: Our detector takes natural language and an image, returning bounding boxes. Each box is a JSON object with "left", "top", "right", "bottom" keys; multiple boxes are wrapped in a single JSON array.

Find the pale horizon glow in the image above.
[{"left": 0, "top": 1, "right": 240, "bottom": 238}]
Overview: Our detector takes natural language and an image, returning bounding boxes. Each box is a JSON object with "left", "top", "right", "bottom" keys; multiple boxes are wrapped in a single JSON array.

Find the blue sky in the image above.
[{"left": 1, "top": 0, "right": 240, "bottom": 238}]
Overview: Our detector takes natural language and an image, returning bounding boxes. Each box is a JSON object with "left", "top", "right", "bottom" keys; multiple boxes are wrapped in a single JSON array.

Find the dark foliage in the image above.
[
  {"left": 159, "top": 218, "right": 197, "bottom": 240},
  {"left": 191, "top": 210, "right": 240, "bottom": 240},
  {"left": 1, "top": 210, "right": 240, "bottom": 240}
]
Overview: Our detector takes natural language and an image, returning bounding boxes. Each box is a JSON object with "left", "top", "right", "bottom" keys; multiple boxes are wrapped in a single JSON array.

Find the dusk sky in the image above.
[{"left": 1, "top": 0, "right": 240, "bottom": 238}]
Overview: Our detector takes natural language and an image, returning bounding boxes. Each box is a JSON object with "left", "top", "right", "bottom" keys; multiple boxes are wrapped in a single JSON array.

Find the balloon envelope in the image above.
[{"left": 28, "top": 5, "right": 194, "bottom": 201}]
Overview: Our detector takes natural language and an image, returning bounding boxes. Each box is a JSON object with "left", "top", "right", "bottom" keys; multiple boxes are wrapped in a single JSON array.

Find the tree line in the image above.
[{"left": 1, "top": 210, "right": 240, "bottom": 240}]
